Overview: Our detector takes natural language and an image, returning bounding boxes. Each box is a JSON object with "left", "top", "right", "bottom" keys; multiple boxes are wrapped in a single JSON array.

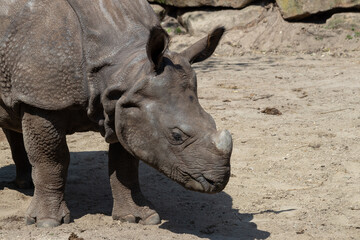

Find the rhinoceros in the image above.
[{"left": 0, "top": 0, "right": 232, "bottom": 227}]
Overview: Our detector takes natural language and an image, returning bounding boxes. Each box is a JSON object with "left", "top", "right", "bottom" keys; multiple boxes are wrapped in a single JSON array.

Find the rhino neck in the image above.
[
  {"left": 66, "top": 0, "right": 158, "bottom": 67},
  {"left": 99, "top": 49, "right": 151, "bottom": 143},
  {"left": 65, "top": 0, "right": 158, "bottom": 136}
]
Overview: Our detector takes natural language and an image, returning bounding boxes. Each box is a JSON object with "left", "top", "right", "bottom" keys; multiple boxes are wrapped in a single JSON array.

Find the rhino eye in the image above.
[
  {"left": 172, "top": 132, "right": 182, "bottom": 141},
  {"left": 170, "top": 128, "right": 188, "bottom": 145}
]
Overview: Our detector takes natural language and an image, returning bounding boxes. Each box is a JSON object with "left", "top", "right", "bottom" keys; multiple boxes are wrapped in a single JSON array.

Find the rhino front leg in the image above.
[
  {"left": 2, "top": 129, "right": 33, "bottom": 188},
  {"left": 21, "top": 106, "right": 70, "bottom": 227},
  {"left": 109, "top": 143, "right": 160, "bottom": 225}
]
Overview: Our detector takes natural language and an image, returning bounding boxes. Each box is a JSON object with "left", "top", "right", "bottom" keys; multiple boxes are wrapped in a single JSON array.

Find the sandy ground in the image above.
[{"left": 0, "top": 52, "right": 359, "bottom": 239}]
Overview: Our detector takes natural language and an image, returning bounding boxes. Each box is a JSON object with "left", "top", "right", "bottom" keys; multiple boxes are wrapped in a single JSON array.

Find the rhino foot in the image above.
[
  {"left": 113, "top": 206, "right": 160, "bottom": 225},
  {"left": 25, "top": 198, "right": 70, "bottom": 228},
  {"left": 26, "top": 218, "right": 65, "bottom": 228},
  {"left": 111, "top": 189, "right": 160, "bottom": 225},
  {"left": 139, "top": 212, "right": 161, "bottom": 225},
  {"left": 109, "top": 143, "right": 161, "bottom": 225}
]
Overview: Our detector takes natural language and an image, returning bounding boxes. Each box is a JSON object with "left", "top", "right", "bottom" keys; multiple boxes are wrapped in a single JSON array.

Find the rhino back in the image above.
[{"left": 0, "top": 0, "right": 86, "bottom": 110}]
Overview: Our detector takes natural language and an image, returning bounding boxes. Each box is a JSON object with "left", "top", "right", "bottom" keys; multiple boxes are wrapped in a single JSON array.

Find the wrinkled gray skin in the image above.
[{"left": 0, "top": 0, "right": 232, "bottom": 227}]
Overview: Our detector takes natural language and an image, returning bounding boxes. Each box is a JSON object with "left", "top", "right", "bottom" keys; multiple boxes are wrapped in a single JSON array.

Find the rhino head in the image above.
[{"left": 102, "top": 27, "right": 232, "bottom": 193}]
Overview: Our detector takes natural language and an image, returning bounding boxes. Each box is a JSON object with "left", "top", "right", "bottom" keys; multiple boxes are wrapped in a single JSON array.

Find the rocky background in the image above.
[{"left": 149, "top": 0, "right": 360, "bottom": 56}]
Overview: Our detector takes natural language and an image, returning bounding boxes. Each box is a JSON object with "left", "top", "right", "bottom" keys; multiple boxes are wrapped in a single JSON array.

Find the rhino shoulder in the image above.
[
  {"left": 0, "top": 0, "right": 29, "bottom": 36},
  {"left": 0, "top": 0, "right": 87, "bottom": 110}
]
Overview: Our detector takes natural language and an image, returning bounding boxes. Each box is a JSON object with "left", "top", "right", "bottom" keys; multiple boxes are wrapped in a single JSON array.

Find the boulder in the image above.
[
  {"left": 148, "top": 0, "right": 255, "bottom": 9},
  {"left": 161, "top": 16, "right": 187, "bottom": 36},
  {"left": 150, "top": 4, "right": 166, "bottom": 20},
  {"left": 276, "top": 0, "right": 360, "bottom": 20},
  {"left": 180, "top": 5, "right": 265, "bottom": 35},
  {"left": 325, "top": 12, "right": 360, "bottom": 30}
]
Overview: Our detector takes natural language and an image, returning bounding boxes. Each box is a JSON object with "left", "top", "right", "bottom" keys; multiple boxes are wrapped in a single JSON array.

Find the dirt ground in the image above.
[
  {"left": 1, "top": 6, "right": 360, "bottom": 239},
  {"left": 1, "top": 52, "right": 359, "bottom": 239}
]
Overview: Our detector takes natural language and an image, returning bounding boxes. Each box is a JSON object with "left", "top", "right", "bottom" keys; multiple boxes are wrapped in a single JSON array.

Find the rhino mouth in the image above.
[
  {"left": 197, "top": 175, "right": 221, "bottom": 192},
  {"left": 184, "top": 174, "right": 222, "bottom": 193}
]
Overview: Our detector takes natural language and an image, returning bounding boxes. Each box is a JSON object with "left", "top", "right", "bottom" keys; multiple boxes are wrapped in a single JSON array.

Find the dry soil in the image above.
[{"left": 1, "top": 52, "right": 359, "bottom": 240}]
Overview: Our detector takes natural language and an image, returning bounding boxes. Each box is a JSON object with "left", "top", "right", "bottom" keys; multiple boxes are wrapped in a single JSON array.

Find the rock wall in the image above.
[
  {"left": 149, "top": 0, "right": 360, "bottom": 55},
  {"left": 325, "top": 12, "right": 360, "bottom": 30},
  {"left": 149, "top": 0, "right": 360, "bottom": 20},
  {"left": 180, "top": 6, "right": 266, "bottom": 35},
  {"left": 276, "top": 0, "right": 360, "bottom": 20}
]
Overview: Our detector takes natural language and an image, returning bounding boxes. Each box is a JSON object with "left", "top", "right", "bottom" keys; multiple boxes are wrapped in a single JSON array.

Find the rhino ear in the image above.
[
  {"left": 181, "top": 27, "right": 225, "bottom": 64},
  {"left": 147, "top": 26, "right": 169, "bottom": 73}
]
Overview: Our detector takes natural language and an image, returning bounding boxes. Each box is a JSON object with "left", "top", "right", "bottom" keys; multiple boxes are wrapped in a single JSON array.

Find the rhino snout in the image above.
[
  {"left": 212, "top": 129, "right": 233, "bottom": 157},
  {"left": 182, "top": 130, "right": 232, "bottom": 194}
]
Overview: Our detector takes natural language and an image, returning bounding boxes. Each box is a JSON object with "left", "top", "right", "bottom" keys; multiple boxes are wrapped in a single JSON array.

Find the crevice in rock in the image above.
[{"left": 286, "top": 7, "right": 360, "bottom": 23}]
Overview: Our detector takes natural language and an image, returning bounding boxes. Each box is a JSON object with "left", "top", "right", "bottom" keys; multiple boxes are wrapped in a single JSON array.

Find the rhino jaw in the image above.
[
  {"left": 183, "top": 173, "right": 230, "bottom": 193},
  {"left": 184, "top": 179, "right": 204, "bottom": 192}
]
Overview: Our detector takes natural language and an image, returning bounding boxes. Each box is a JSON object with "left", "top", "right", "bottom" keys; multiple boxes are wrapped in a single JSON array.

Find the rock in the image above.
[
  {"left": 161, "top": 16, "right": 187, "bottom": 36},
  {"left": 276, "top": 0, "right": 360, "bottom": 20},
  {"left": 325, "top": 12, "right": 360, "bottom": 30},
  {"left": 150, "top": 4, "right": 166, "bottom": 21},
  {"left": 68, "top": 233, "right": 84, "bottom": 240},
  {"left": 261, "top": 107, "right": 282, "bottom": 116},
  {"left": 180, "top": 5, "right": 265, "bottom": 35},
  {"left": 148, "top": 0, "right": 255, "bottom": 9}
]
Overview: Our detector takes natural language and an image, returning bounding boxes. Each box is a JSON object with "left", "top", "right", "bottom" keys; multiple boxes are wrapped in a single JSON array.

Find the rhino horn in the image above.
[{"left": 212, "top": 129, "right": 233, "bottom": 157}]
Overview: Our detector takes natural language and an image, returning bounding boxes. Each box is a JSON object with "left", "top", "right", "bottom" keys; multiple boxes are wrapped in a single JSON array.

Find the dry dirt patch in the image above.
[{"left": 0, "top": 54, "right": 359, "bottom": 239}]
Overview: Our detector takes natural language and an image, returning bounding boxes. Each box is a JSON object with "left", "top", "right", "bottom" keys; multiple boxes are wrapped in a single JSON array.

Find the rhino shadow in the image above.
[
  {"left": 1, "top": 150, "right": 270, "bottom": 239},
  {"left": 66, "top": 151, "right": 270, "bottom": 239},
  {"left": 65, "top": 151, "right": 113, "bottom": 218},
  {"left": 0, "top": 151, "right": 113, "bottom": 217},
  {"left": 139, "top": 162, "right": 271, "bottom": 240},
  {"left": 0, "top": 164, "right": 33, "bottom": 196}
]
